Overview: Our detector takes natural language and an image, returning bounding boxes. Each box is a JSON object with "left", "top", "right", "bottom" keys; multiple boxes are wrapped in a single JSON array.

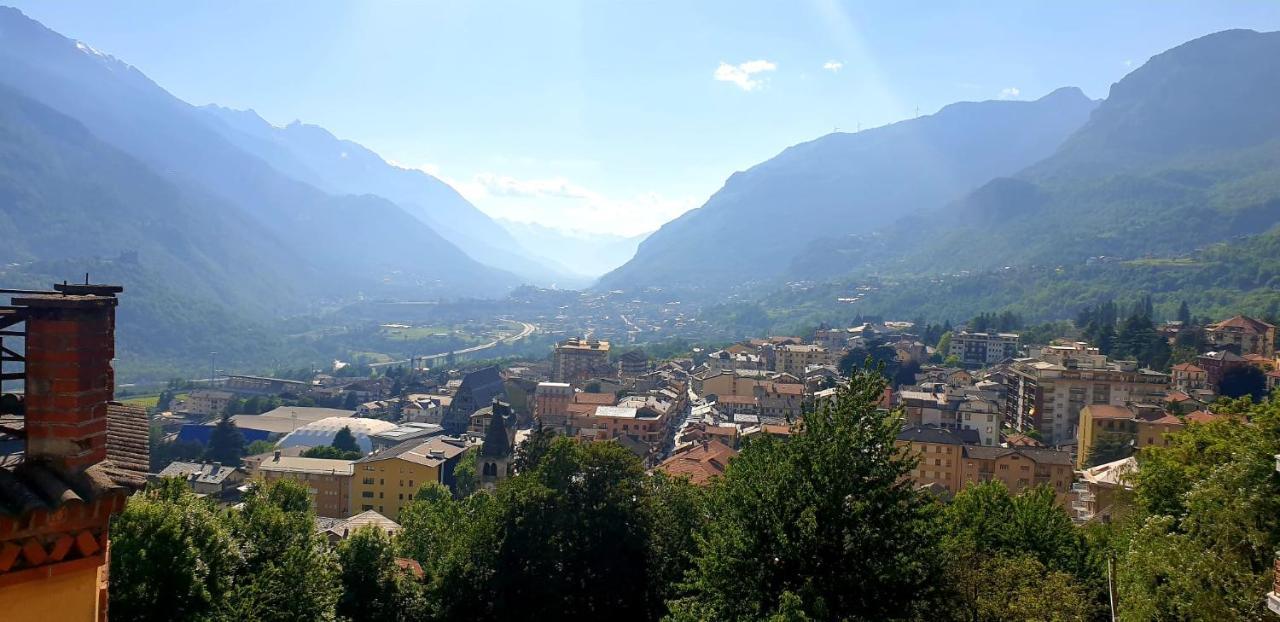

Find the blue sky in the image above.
[{"left": 9, "top": 1, "right": 1280, "bottom": 235}]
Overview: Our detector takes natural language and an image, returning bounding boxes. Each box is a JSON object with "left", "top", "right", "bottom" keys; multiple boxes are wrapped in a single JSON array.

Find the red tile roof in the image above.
[
  {"left": 573, "top": 392, "right": 617, "bottom": 406},
  {"left": 1209, "top": 315, "right": 1274, "bottom": 332},
  {"left": 1171, "top": 363, "right": 1205, "bottom": 373},
  {"left": 655, "top": 441, "right": 738, "bottom": 485},
  {"left": 1185, "top": 410, "right": 1222, "bottom": 424}
]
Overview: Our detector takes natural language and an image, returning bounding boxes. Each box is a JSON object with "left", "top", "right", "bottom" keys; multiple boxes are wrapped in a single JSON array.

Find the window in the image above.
[
  {"left": 362, "top": 477, "right": 375, "bottom": 485},
  {"left": 362, "top": 491, "right": 374, "bottom": 498}
]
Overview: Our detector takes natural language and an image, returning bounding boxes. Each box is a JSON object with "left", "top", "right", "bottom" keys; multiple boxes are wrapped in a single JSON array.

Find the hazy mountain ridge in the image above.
[
  {"left": 198, "top": 105, "right": 571, "bottom": 285},
  {"left": 0, "top": 5, "right": 516, "bottom": 300},
  {"left": 498, "top": 219, "right": 649, "bottom": 282},
  {"left": 599, "top": 87, "right": 1098, "bottom": 291}
]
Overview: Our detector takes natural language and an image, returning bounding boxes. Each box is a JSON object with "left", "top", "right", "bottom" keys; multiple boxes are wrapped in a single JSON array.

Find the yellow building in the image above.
[{"left": 351, "top": 436, "right": 469, "bottom": 520}]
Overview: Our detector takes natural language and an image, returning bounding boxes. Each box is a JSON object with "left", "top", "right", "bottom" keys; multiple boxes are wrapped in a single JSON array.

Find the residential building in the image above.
[
  {"left": 1072, "top": 456, "right": 1137, "bottom": 523},
  {"left": 552, "top": 337, "right": 611, "bottom": 383},
  {"left": 897, "top": 425, "right": 977, "bottom": 494},
  {"left": 959, "top": 445, "right": 1075, "bottom": 498},
  {"left": 618, "top": 349, "right": 650, "bottom": 377},
  {"left": 653, "top": 440, "right": 738, "bottom": 485},
  {"left": 0, "top": 283, "right": 149, "bottom": 620},
  {"left": 775, "top": 344, "right": 836, "bottom": 376},
  {"left": 949, "top": 331, "right": 1019, "bottom": 368},
  {"left": 317, "top": 510, "right": 400, "bottom": 544},
  {"left": 155, "top": 461, "right": 245, "bottom": 496},
  {"left": 754, "top": 382, "right": 805, "bottom": 422},
  {"left": 1170, "top": 363, "right": 1208, "bottom": 393},
  {"left": 1003, "top": 343, "right": 1169, "bottom": 446},
  {"left": 402, "top": 394, "right": 449, "bottom": 424},
  {"left": 1205, "top": 314, "right": 1275, "bottom": 358},
  {"left": 533, "top": 382, "right": 574, "bottom": 429},
  {"left": 899, "top": 384, "right": 1001, "bottom": 446},
  {"left": 1196, "top": 350, "right": 1248, "bottom": 388},
  {"left": 253, "top": 453, "right": 355, "bottom": 519},
  {"left": 351, "top": 436, "right": 469, "bottom": 519},
  {"left": 1076, "top": 404, "right": 1184, "bottom": 469},
  {"left": 182, "top": 389, "right": 235, "bottom": 416}
]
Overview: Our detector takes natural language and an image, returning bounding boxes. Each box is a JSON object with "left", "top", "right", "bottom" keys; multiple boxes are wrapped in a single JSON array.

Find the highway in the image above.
[{"left": 369, "top": 319, "right": 536, "bottom": 368}]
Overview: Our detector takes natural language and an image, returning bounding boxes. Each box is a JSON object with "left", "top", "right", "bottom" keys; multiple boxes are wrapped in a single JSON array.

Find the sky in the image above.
[{"left": 8, "top": 1, "right": 1280, "bottom": 235}]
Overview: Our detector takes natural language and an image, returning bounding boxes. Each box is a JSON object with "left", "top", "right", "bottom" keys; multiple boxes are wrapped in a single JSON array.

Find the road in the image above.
[{"left": 369, "top": 319, "right": 536, "bottom": 368}]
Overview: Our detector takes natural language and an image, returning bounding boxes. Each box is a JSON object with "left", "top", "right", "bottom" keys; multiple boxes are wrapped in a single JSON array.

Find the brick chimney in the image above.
[{"left": 14, "top": 284, "right": 120, "bottom": 473}]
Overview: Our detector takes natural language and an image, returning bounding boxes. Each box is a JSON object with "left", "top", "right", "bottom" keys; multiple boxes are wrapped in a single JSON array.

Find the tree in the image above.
[
  {"left": 512, "top": 421, "right": 556, "bottom": 474},
  {"left": 672, "top": 365, "right": 942, "bottom": 621},
  {"left": 1177, "top": 300, "right": 1192, "bottom": 325},
  {"left": 206, "top": 411, "right": 245, "bottom": 466},
  {"left": 1084, "top": 430, "right": 1134, "bottom": 467},
  {"left": 1118, "top": 397, "right": 1280, "bottom": 620},
  {"left": 110, "top": 480, "right": 240, "bottom": 622},
  {"left": 302, "top": 445, "right": 362, "bottom": 460},
  {"left": 343, "top": 391, "right": 360, "bottom": 410},
  {"left": 246, "top": 440, "right": 277, "bottom": 456},
  {"left": 452, "top": 448, "right": 478, "bottom": 498},
  {"left": 225, "top": 479, "right": 341, "bottom": 621},
  {"left": 332, "top": 425, "right": 361, "bottom": 454},
  {"left": 1219, "top": 365, "right": 1267, "bottom": 400},
  {"left": 336, "top": 526, "right": 426, "bottom": 622}
]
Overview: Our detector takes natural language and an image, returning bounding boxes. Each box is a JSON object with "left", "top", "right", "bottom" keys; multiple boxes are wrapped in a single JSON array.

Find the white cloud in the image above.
[
  {"left": 714, "top": 59, "right": 777, "bottom": 91},
  {"left": 822, "top": 60, "right": 843, "bottom": 72},
  {"left": 997, "top": 87, "right": 1021, "bottom": 100}
]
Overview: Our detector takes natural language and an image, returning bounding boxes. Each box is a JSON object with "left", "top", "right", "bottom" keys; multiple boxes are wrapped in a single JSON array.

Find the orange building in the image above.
[
  {"left": 0, "top": 283, "right": 149, "bottom": 621},
  {"left": 252, "top": 453, "right": 355, "bottom": 519}
]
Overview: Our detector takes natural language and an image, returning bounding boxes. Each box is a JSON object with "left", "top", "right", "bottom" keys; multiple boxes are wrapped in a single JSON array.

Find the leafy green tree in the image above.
[
  {"left": 110, "top": 479, "right": 240, "bottom": 622},
  {"left": 337, "top": 525, "right": 427, "bottom": 622},
  {"left": 672, "top": 365, "right": 941, "bottom": 621},
  {"left": 206, "top": 411, "right": 245, "bottom": 466},
  {"left": 1177, "top": 300, "right": 1192, "bottom": 325},
  {"left": 332, "top": 425, "right": 361, "bottom": 454},
  {"left": 452, "top": 448, "right": 479, "bottom": 497},
  {"left": 644, "top": 472, "right": 705, "bottom": 608},
  {"left": 512, "top": 421, "right": 556, "bottom": 473},
  {"left": 1219, "top": 365, "right": 1268, "bottom": 400},
  {"left": 225, "top": 479, "right": 340, "bottom": 621},
  {"left": 1084, "top": 430, "right": 1134, "bottom": 467},
  {"left": 1118, "top": 398, "right": 1280, "bottom": 620},
  {"left": 302, "top": 445, "right": 362, "bottom": 460},
  {"left": 343, "top": 391, "right": 360, "bottom": 410},
  {"left": 246, "top": 440, "right": 277, "bottom": 456}
]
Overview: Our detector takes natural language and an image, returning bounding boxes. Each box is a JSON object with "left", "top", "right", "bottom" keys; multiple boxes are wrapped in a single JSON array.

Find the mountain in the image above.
[
  {"left": 196, "top": 106, "right": 570, "bottom": 285},
  {"left": 598, "top": 87, "right": 1098, "bottom": 291},
  {"left": 0, "top": 6, "right": 516, "bottom": 300},
  {"left": 498, "top": 219, "right": 649, "bottom": 283},
  {"left": 870, "top": 28, "right": 1280, "bottom": 276}
]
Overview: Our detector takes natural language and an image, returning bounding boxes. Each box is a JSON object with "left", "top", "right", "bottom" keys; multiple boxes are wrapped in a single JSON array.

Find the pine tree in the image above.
[
  {"left": 206, "top": 411, "right": 245, "bottom": 466},
  {"left": 332, "top": 425, "right": 361, "bottom": 454}
]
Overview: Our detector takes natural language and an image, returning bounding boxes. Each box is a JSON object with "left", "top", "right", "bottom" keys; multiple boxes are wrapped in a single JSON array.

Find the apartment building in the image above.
[
  {"left": 1205, "top": 314, "right": 1275, "bottom": 358},
  {"left": 552, "top": 337, "right": 611, "bottom": 383},
  {"left": 1004, "top": 343, "right": 1169, "bottom": 446},
  {"left": 1077, "top": 404, "right": 1185, "bottom": 469},
  {"left": 532, "top": 382, "right": 573, "bottom": 429},
  {"left": 775, "top": 344, "right": 836, "bottom": 376},
  {"left": 351, "top": 436, "right": 469, "bottom": 520},
  {"left": 253, "top": 453, "right": 354, "bottom": 518},
  {"left": 899, "top": 384, "right": 1001, "bottom": 446},
  {"left": 949, "top": 331, "right": 1019, "bottom": 368}
]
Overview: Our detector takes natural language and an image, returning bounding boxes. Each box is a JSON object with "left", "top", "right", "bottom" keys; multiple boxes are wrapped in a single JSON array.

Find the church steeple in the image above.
[{"left": 481, "top": 398, "right": 512, "bottom": 459}]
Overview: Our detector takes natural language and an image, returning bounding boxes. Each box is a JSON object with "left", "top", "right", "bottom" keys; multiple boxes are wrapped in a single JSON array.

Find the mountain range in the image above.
[{"left": 599, "top": 87, "right": 1098, "bottom": 290}]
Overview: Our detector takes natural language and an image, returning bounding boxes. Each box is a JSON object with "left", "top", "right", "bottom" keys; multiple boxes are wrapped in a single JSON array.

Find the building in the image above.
[
  {"left": 653, "top": 440, "right": 738, "bottom": 485},
  {"left": 949, "top": 331, "right": 1019, "bottom": 368},
  {"left": 1170, "top": 363, "right": 1208, "bottom": 393},
  {"left": 754, "top": 382, "right": 805, "bottom": 422},
  {"left": 618, "top": 349, "right": 649, "bottom": 377},
  {"left": 223, "top": 374, "right": 308, "bottom": 396},
  {"left": 1003, "top": 343, "right": 1169, "bottom": 446},
  {"left": 176, "top": 406, "right": 355, "bottom": 447},
  {"left": 479, "top": 401, "right": 513, "bottom": 486},
  {"left": 369, "top": 422, "right": 444, "bottom": 452},
  {"left": 317, "top": 510, "right": 400, "bottom": 544},
  {"left": 552, "top": 338, "right": 611, "bottom": 383},
  {"left": 442, "top": 366, "right": 506, "bottom": 435},
  {"left": 0, "top": 283, "right": 149, "bottom": 620},
  {"left": 1205, "top": 314, "right": 1275, "bottom": 358},
  {"left": 1072, "top": 456, "right": 1137, "bottom": 523},
  {"left": 182, "top": 389, "right": 235, "bottom": 416},
  {"left": 1077, "top": 404, "right": 1184, "bottom": 468},
  {"left": 775, "top": 344, "right": 836, "bottom": 377},
  {"left": 276, "top": 416, "right": 398, "bottom": 454},
  {"left": 253, "top": 453, "right": 355, "bottom": 518},
  {"left": 402, "top": 394, "right": 449, "bottom": 424},
  {"left": 1196, "top": 350, "right": 1248, "bottom": 389},
  {"left": 155, "top": 461, "right": 245, "bottom": 496},
  {"left": 898, "top": 385, "right": 1001, "bottom": 446},
  {"left": 468, "top": 399, "right": 515, "bottom": 436},
  {"left": 896, "top": 425, "right": 1073, "bottom": 497},
  {"left": 532, "top": 382, "right": 573, "bottom": 429},
  {"left": 351, "top": 436, "right": 469, "bottom": 519}
]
